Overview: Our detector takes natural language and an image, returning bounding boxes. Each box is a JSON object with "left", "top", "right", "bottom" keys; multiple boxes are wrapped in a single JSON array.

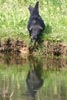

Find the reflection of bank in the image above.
[
  {"left": 26, "top": 56, "right": 43, "bottom": 100},
  {"left": 0, "top": 52, "right": 28, "bottom": 65}
]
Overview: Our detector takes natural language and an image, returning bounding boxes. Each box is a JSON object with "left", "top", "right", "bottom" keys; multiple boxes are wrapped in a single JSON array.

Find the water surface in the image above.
[{"left": 0, "top": 53, "right": 67, "bottom": 100}]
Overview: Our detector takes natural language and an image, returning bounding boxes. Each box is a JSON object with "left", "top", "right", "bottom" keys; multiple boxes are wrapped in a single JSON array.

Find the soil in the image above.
[{"left": 0, "top": 38, "right": 67, "bottom": 56}]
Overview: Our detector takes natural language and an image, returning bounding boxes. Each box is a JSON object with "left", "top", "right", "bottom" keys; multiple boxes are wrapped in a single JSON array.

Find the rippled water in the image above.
[{"left": 0, "top": 53, "right": 67, "bottom": 100}]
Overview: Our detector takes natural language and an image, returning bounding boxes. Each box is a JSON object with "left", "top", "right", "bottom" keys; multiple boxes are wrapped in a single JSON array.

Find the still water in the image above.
[{"left": 0, "top": 53, "right": 67, "bottom": 100}]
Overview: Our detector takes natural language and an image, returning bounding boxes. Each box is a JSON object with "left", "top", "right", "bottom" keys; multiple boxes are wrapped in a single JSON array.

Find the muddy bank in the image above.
[
  {"left": 0, "top": 38, "right": 67, "bottom": 56},
  {"left": 43, "top": 41, "right": 67, "bottom": 56},
  {"left": 0, "top": 38, "right": 28, "bottom": 54}
]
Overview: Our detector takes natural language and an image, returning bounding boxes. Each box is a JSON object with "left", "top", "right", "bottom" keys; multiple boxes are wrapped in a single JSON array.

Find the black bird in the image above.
[{"left": 27, "top": 1, "right": 45, "bottom": 46}]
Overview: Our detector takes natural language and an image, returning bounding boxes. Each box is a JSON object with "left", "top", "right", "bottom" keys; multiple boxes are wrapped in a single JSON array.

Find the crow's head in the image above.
[{"left": 28, "top": 1, "right": 39, "bottom": 15}]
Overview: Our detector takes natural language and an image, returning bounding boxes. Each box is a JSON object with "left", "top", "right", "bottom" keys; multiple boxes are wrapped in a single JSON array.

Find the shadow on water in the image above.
[{"left": 26, "top": 55, "right": 43, "bottom": 100}]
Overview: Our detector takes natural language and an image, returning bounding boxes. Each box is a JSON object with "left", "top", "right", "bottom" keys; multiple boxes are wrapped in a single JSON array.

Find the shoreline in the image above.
[{"left": 0, "top": 38, "right": 67, "bottom": 56}]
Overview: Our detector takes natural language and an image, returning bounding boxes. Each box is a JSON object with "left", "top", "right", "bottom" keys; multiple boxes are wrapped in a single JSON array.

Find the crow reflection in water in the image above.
[{"left": 26, "top": 56, "right": 43, "bottom": 100}]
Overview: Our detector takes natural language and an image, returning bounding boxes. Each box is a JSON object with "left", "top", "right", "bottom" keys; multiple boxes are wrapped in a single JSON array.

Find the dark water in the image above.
[{"left": 0, "top": 53, "right": 67, "bottom": 100}]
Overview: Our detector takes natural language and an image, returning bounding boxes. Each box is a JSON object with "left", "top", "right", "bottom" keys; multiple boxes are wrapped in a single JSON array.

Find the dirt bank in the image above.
[
  {"left": 43, "top": 41, "right": 67, "bottom": 56},
  {"left": 0, "top": 38, "right": 67, "bottom": 56}
]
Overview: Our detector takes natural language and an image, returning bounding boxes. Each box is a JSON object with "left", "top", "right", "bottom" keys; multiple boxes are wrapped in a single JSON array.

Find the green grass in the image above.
[{"left": 0, "top": 0, "right": 67, "bottom": 43}]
